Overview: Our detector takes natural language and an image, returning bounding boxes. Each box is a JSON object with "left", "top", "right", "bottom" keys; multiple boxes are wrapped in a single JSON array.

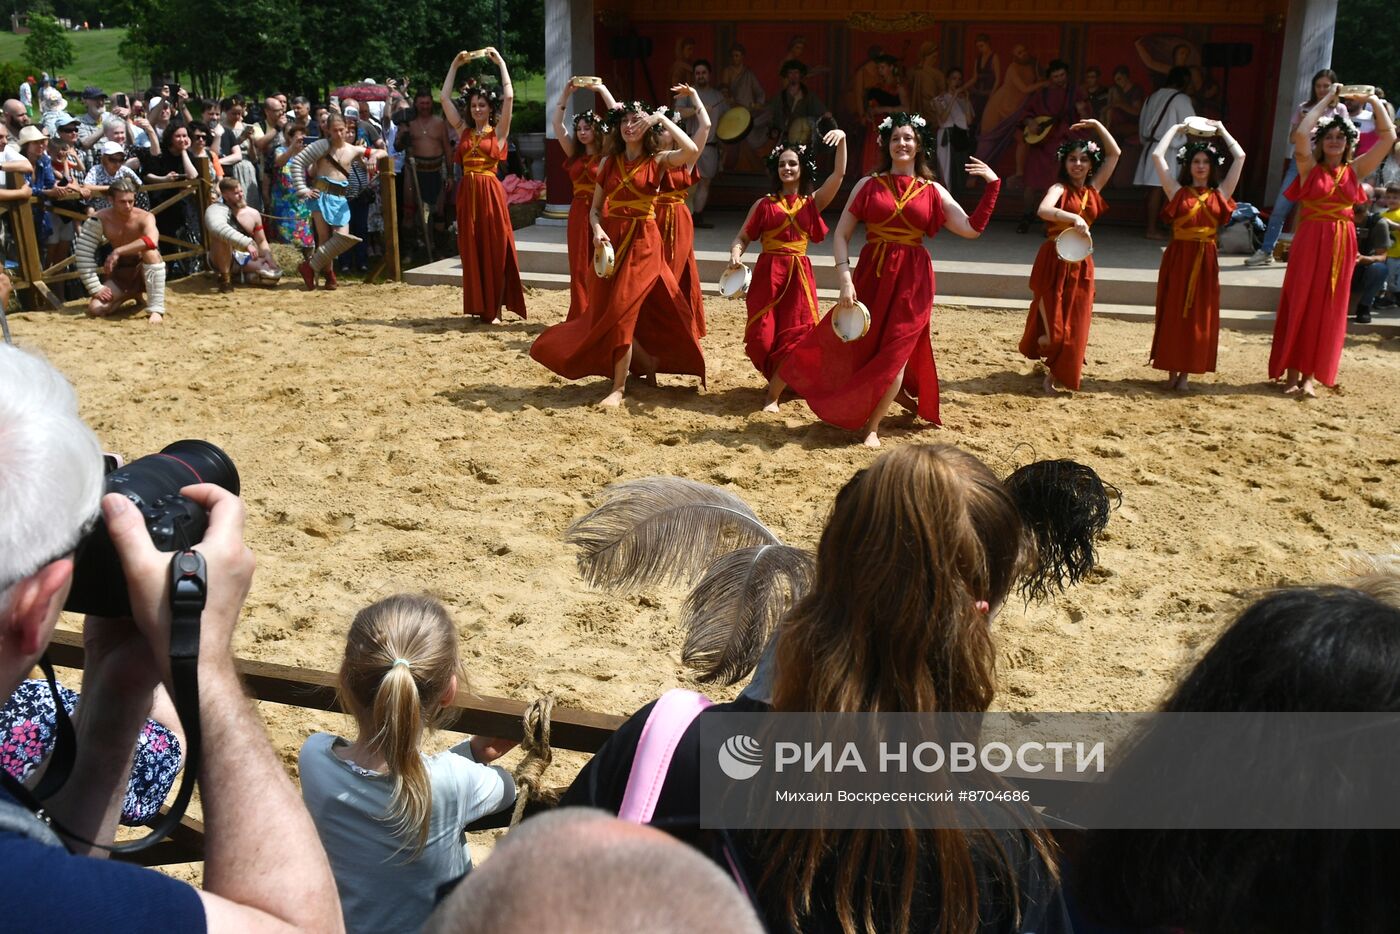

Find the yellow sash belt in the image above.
[{"left": 1300, "top": 199, "right": 1354, "bottom": 294}]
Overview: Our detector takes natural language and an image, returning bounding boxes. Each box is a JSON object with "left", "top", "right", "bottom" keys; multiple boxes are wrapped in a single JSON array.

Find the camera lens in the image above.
[{"left": 153, "top": 440, "right": 241, "bottom": 496}]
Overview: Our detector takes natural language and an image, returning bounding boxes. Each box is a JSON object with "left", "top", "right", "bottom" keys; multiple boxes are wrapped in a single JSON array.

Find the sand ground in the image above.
[{"left": 10, "top": 275, "right": 1399, "bottom": 872}]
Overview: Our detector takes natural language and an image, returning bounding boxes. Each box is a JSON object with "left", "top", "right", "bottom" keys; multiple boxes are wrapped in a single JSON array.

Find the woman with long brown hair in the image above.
[
  {"left": 558, "top": 444, "right": 1071, "bottom": 933},
  {"left": 553, "top": 78, "right": 618, "bottom": 322},
  {"left": 778, "top": 112, "right": 1002, "bottom": 446}
]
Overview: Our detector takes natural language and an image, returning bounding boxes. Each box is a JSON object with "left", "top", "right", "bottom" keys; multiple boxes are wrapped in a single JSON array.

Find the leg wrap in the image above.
[
  {"left": 143, "top": 263, "right": 167, "bottom": 315},
  {"left": 307, "top": 231, "right": 362, "bottom": 273}
]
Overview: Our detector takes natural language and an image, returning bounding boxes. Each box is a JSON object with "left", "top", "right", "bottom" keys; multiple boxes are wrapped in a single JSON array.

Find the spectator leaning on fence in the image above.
[{"left": 0, "top": 343, "right": 344, "bottom": 932}]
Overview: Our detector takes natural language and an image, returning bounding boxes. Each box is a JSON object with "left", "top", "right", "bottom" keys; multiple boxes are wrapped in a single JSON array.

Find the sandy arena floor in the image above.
[{"left": 10, "top": 276, "right": 1400, "bottom": 836}]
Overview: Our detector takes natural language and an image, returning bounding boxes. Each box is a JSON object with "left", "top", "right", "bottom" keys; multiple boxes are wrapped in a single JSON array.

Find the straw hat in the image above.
[{"left": 17, "top": 125, "right": 48, "bottom": 146}]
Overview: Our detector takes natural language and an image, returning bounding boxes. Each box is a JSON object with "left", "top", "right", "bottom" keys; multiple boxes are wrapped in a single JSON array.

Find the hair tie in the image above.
[
  {"left": 974, "top": 601, "right": 991, "bottom": 614},
  {"left": 392, "top": 658, "right": 412, "bottom": 669}
]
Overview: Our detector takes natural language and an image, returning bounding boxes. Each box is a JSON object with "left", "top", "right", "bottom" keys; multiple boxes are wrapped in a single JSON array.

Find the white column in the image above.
[
  {"left": 1264, "top": 0, "right": 1337, "bottom": 202},
  {"left": 543, "top": 0, "right": 595, "bottom": 223}
]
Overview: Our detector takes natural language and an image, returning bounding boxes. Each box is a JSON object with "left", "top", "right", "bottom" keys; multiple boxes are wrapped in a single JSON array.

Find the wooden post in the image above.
[
  {"left": 369, "top": 153, "right": 402, "bottom": 284},
  {"left": 194, "top": 155, "right": 212, "bottom": 255},
  {"left": 8, "top": 171, "right": 61, "bottom": 310}
]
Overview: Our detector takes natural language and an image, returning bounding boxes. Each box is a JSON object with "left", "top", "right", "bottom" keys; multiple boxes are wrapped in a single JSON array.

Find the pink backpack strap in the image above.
[{"left": 618, "top": 688, "right": 713, "bottom": 824}]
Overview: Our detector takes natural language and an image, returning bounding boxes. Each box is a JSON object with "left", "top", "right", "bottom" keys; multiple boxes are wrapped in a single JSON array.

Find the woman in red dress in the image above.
[
  {"left": 1147, "top": 120, "right": 1245, "bottom": 390},
  {"left": 1269, "top": 86, "right": 1396, "bottom": 396},
  {"left": 1018, "top": 119, "right": 1122, "bottom": 393},
  {"left": 653, "top": 87, "right": 709, "bottom": 338},
  {"left": 552, "top": 78, "right": 618, "bottom": 322},
  {"left": 530, "top": 102, "right": 705, "bottom": 407},
  {"left": 779, "top": 113, "right": 1003, "bottom": 447},
  {"left": 441, "top": 48, "right": 526, "bottom": 323},
  {"left": 727, "top": 129, "right": 848, "bottom": 411}
]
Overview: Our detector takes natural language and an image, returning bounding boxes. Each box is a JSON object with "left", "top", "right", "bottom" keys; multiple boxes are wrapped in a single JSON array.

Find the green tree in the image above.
[
  {"left": 1334, "top": 0, "right": 1400, "bottom": 101},
  {"left": 23, "top": 13, "right": 76, "bottom": 78}
]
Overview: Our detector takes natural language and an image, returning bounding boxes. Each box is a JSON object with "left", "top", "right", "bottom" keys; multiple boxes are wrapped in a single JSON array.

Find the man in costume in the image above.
[
  {"left": 289, "top": 113, "right": 376, "bottom": 290},
  {"left": 205, "top": 176, "right": 282, "bottom": 292},
  {"left": 401, "top": 89, "right": 452, "bottom": 238},
  {"left": 75, "top": 175, "right": 167, "bottom": 323}
]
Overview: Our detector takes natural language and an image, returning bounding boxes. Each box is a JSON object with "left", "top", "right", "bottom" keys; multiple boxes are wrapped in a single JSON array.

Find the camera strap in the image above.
[{"left": 0, "top": 550, "right": 204, "bottom": 854}]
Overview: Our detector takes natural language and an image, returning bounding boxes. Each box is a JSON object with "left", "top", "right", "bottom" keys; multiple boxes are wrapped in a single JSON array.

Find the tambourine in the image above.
[
  {"left": 718, "top": 263, "right": 751, "bottom": 298},
  {"left": 1339, "top": 84, "right": 1375, "bottom": 100},
  {"left": 1055, "top": 227, "right": 1094, "bottom": 263},
  {"left": 1183, "top": 116, "right": 1217, "bottom": 137},
  {"left": 464, "top": 49, "right": 490, "bottom": 62},
  {"left": 593, "top": 240, "right": 616, "bottom": 278},
  {"left": 571, "top": 76, "right": 602, "bottom": 88},
  {"left": 831, "top": 300, "right": 871, "bottom": 342}
]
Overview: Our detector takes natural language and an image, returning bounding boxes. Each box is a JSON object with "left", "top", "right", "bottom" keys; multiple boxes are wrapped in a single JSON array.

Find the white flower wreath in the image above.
[
  {"left": 878, "top": 116, "right": 893, "bottom": 131},
  {"left": 910, "top": 114, "right": 927, "bottom": 128}
]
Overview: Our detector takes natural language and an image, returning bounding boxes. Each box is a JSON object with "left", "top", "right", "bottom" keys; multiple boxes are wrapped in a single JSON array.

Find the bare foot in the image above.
[
  {"left": 861, "top": 432, "right": 881, "bottom": 449},
  {"left": 598, "top": 389, "right": 625, "bottom": 407},
  {"left": 1042, "top": 373, "right": 1058, "bottom": 394},
  {"left": 1299, "top": 378, "right": 1317, "bottom": 398},
  {"left": 1283, "top": 381, "right": 1301, "bottom": 395},
  {"left": 491, "top": 313, "right": 506, "bottom": 325},
  {"left": 148, "top": 312, "right": 164, "bottom": 326},
  {"left": 1174, "top": 374, "right": 1190, "bottom": 391},
  {"left": 894, "top": 389, "right": 918, "bottom": 415}
]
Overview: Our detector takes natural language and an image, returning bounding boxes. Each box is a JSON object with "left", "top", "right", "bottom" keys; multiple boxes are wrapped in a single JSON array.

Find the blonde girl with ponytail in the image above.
[{"left": 299, "top": 594, "right": 517, "bottom": 934}]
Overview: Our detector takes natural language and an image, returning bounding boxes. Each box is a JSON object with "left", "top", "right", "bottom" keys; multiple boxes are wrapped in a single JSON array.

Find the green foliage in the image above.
[
  {"left": 1334, "top": 0, "right": 1400, "bottom": 101},
  {"left": 23, "top": 13, "right": 76, "bottom": 77},
  {"left": 512, "top": 100, "right": 545, "bottom": 134}
]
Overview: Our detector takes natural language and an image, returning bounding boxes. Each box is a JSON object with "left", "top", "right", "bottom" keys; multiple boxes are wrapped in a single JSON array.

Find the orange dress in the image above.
[
  {"left": 565, "top": 153, "right": 601, "bottom": 322},
  {"left": 656, "top": 165, "right": 705, "bottom": 338},
  {"left": 529, "top": 155, "right": 705, "bottom": 383},
  {"left": 742, "top": 193, "right": 827, "bottom": 379},
  {"left": 455, "top": 127, "right": 526, "bottom": 322},
  {"left": 1268, "top": 164, "right": 1362, "bottom": 386},
  {"left": 779, "top": 174, "right": 945, "bottom": 428},
  {"left": 1150, "top": 187, "right": 1235, "bottom": 374},
  {"left": 1019, "top": 185, "right": 1106, "bottom": 390}
]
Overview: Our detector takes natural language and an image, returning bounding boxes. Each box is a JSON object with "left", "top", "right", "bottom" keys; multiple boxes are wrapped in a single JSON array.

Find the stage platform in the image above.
[{"left": 406, "top": 214, "right": 1400, "bottom": 335}]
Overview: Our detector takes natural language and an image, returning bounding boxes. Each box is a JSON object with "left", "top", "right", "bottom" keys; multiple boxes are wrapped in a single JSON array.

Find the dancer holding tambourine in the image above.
[
  {"left": 655, "top": 89, "right": 709, "bottom": 338},
  {"left": 441, "top": 48, "right": 526, "bottom": 323},
  {"left": 1268, "top": 84, "right": 1396, "bottom": 396},
  {"left": 554, "top": 76, "right": 618, "bottom": 322},
  {"left": 727, "top": 129, "right": 848, "bottom": 411},
  {"left": 778, "top": 113, "right": 1001, "bottom": 447},
  {"left": 529, "top": 102, "right": 705, "bottom": 407},
  {"left": 1147, "top": 119, "right": 1245, "bottom": 390},
  {"left": 1018, "top": 120, "right": 1121, "bottom": 393}
]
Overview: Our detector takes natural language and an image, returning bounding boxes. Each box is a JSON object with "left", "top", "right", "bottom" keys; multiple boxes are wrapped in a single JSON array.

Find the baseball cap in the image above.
[
  {"left": 344, "top": 104, "right": 360, "bottom": 118},
  {"left": 52, "top": 112, "right": 79, "bottom": 128},
  {"left": 97, "top": 139, "right": 125, "bottom": 156},
  {"left": 82, "top": 85, "right": 107, "bottom": 100}
]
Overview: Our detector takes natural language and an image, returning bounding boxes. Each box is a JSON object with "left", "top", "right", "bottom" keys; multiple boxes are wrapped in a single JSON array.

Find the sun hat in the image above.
[{"left": 17, "top": 125, "right": 48, "bottom": 146}]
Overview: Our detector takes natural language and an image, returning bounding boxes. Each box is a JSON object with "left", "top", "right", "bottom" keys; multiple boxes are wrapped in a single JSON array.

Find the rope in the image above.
[{"left": 509, "top": 694, "right": 561, "bottom": 825}]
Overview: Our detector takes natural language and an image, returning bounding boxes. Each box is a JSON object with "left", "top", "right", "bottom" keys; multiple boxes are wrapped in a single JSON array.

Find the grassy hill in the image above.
[{"left": 0, "top": 27, "right": 139, "bottom": 99}]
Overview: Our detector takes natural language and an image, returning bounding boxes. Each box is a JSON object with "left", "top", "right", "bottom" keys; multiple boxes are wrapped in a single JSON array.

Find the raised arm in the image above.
[
  {"left": 1078, "top": 119, "right": 1121, "bottom": 190},
  {"left": 832, "top": 177, "right": 869, "bottom": 309},
  {"left": 595, "top": 82, "right": 618, "bottom": 111},
  {"left": 553, "top": 82, "right": 577, "bottom": 159},
  {"left": 940, "top": 157, "right": 1002, "bottom": 239},
  {"left": 489, "top": 48, "right": 514, "bottom": 140},
  {"left": 1353, "top": 92, "right": 1398, "bottom": 179},
  {"left": 1152, "top": 122, "right": 1185, "bottom": 198},
  {"left": 671, "top": 84, "right": 709, "bottom": 163},
  {"left": 812, "top": 128, "right": 848, "bottom": 211},
  {"left": 441, "top": 52, "right": 469, "bottom": 130},
  {"left": 653, "top": 111, "right": 699, "bottom": 167},
  {"left": 1292, "top": 85, "right": 1340, "bottom": 175},
  {"left": 1216, "top": 121, "right": 1246, "bottom": 201}
]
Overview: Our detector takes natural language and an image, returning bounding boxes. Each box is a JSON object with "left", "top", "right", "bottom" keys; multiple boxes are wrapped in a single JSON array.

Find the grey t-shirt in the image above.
[{"left": 299, "top": 733, "right": 515, "bottom": 934}]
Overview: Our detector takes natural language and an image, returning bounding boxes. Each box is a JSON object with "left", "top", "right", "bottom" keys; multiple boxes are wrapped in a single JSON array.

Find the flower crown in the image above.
[
  {"left": 1056, "top": 137, "right": 1104, "bottom": 167},
  {"left": 1313, "top": 114, "right": 1360, "bottom": 144},
  {"left": 605, "top": 100, "right": 650, "bottom": 130},
  {"left": 877, "top": 111, "right": 933, "bottom": 151},
  {"left": 463, "top": 85, "right": 501, "bottom": 109},
  {"left": 573, "top": 110, "right": 603, "bottom": 130},
  {"left": 1176, "top": 139, "right": 1227, "bottom": 166},
  {"left": 650, "top": 106, "right": 681, "bottom": 133},
  {"left": 766, "top": 141, "right": 819, "bottom": 184}
]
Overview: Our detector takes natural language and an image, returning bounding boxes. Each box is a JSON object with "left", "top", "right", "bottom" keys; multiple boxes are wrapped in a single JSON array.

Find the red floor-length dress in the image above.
[
  {"left": 779, "top": 173, "right": 945, "bottom": 428},
  {"left": 743, "top": 193, "right": 827, "bottom": 379},
  {"left": 1150, "top": 186, "right": 1235, "bottom": 374},
  {"left": 1019, "top": 185, "right": 1106, "bottom": 390},
  {"left": 656, "top": 165, "right": 705, "bottom": 338},
  {"left": 564, "top": 153, "right": 600, "bottom": 322},
  {"left": 1267, "top": 163, "right": 1362, "bottom": 386},
  {"left": 530, "top": 155, "right": 705, "bottom": 383},
  {"left": 455, "top": 126, "right": 526, "bottom": 322}
]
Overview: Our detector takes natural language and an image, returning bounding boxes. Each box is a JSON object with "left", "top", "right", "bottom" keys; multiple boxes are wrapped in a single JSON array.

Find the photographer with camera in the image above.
[{"left": 0, "top": 344, "right": 343, "bottom": 932}]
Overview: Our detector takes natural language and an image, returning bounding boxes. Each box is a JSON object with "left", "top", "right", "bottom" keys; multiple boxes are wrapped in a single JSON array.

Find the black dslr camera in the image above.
[{"left": 64, "top": 441, "right": 240, "bottom": 617}]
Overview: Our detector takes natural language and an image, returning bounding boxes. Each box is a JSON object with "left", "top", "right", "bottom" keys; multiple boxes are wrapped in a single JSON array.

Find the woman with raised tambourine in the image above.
[
  {"left": 1268, "top": 83, "right": 1396, "bottom": 396},
  {"left": 778, "top": 113, "right": 1001, "bottom": 447},
  {"left": 726, "top": 129, "right": 848, "bottom": 411},
  {"left": 1018, "top": 120, "right": 1121, "bottom": 393},
  {"left": 529, "top": 102, "right": 705, "bottom": 408},
  {"left": 553, "top": 76, "right": 617, "bottom": 322},
  {"left": 1147, "top": 119, "right": 1245, "bottom": 390}
]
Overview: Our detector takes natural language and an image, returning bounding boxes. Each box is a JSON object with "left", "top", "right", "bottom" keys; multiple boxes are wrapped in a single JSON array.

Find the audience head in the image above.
[
  {"left": 160, "top": 120, "right": 190, "bottom": 153},
  {"left": 1309, "top": 68, "right": 1339, "bottom": 105},
  {"left": 1165, "top": 66, "right": 1192, "bottom": 90},
  {"left": 1046, "top": 59, "right": 1071, "bottom": 84},
  {"left": 3, "top": 99, "right": 28, "bottom": 132},
  {"left": 291, "top": 95, "right": 310, "bottom": 119},
  {"left": 337, "top": 593, "right": 461, "bottom": 855},
  {"left": 218, "top": 175, "right": 245, "bottom": 207},
  {"left": 425, "top": 808, "right": 762, "bottom": 934},
  {"left": 413, "top": 89, "right": 433, "bottom": 117},
  {"left": 0, "top": 346, "right": 103, "bottom": 691}
]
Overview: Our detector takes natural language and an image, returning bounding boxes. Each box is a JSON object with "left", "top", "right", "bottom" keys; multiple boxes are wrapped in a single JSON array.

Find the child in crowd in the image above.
[
  {"left": 299, "top": 594, "right": 517, "bottom": 934},
  {"left": 1380, "top": 183, "right": 1400, "bottom": 305}
]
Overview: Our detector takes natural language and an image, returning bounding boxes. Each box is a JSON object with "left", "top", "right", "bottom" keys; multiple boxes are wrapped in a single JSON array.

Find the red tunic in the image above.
[
  {"left": 564, "top": 153, "right": 601, "bottom": 322},
  {"left": 779, "top": 174, "right": 945, "bottom": 428},
  {"left": 1268, "top": 163, "right": 1362, "bottom": 385},
  {"left": 529, "top": 155, "right": 705, "bottom": 383},
  {"left": 742, "top": 194, "right": 827, "bottom": 379},
  {"left": 455, "top": 128, "right": 526, "bottom": 322},
  {"left": 1150, "top": 187, "right": 1235, "bottom": 374},
  {"left": 1019, "top": 185, "right": 1106, "bottom": 391},
  {"left": 656, "top": 165, "right": 705, "bottom": 338}
]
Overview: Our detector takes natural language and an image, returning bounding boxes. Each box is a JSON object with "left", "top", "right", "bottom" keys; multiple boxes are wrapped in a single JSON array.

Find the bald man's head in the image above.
[{"left": 426, "top": 809, "right": 762, "bottom": 934}]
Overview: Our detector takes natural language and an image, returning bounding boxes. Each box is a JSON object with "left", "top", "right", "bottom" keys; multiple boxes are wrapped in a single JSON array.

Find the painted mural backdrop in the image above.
[{"left": 593, "top": 15, "right": 1281, "bottom": 211}]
